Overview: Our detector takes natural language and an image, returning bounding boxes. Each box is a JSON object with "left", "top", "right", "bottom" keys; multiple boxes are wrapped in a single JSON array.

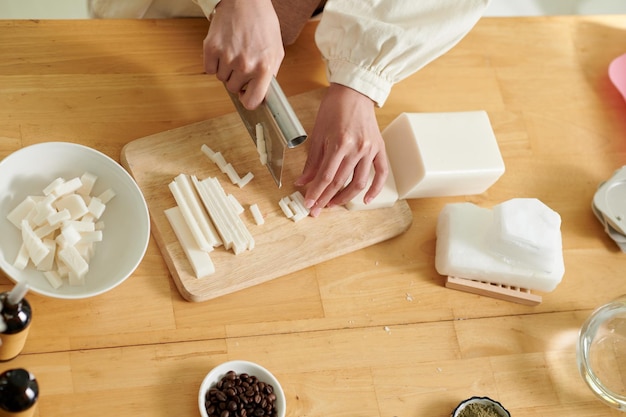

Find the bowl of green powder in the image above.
[{"left": 451, "top": 396, "right": 510, "bottom": 417}]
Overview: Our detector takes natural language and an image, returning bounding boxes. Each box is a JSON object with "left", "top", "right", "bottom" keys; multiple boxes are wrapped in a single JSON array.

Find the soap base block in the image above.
[{"left": 445, "top": 276, "right": 542, "bottom": 306}]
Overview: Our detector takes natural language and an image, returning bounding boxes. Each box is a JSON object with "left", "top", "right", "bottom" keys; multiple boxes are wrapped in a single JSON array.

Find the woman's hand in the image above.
[
  {"left": 296, "top": 83, "right": 389, "bottom": 217},
  {"left": 202, "top": 0, "right": 284, "bottom": 110}
]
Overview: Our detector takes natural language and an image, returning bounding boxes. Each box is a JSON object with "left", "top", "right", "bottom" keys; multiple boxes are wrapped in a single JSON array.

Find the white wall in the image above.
[
  {"left": 485, "top": 0, "right": 626, "bottom": 16},
  {"left": 0, "top": 0, "right": 89, "bottom": 18}
]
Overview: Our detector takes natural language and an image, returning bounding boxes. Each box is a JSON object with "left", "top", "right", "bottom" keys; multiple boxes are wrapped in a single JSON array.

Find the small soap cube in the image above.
[
  {"left": 58, "top": 245, "right": 89, "bottom": 278},
  {"left": 97, "top": 188, "right": 116, "bottom": 204},
  {"left": 55, "top": 194, "right": 88, "bottom": 220},
  {"left": 36, "top": 239, "right": 56, "bottom": 271},
  {"left": 32, "top": 197, "right": 56, "bottom": 226},
  {"left": 61, "top": 224, "right": 82, "bottom": 247},
  {"left": 346, "top": 160, "right": 399, "bottom": 211},
  {"left": 383, "top": 111, "right": 505, "bottom": 199},
  {"left": 77, "top": 172, "right": 98, "bottom": 196},
  {"left": 68, "top": 271, "right": 85, "bottom": 287},
  {"left": 87, "top": 197, "right": 106, "bottom": 219},
  {"left": 7, "top": 196, "right": 37, "bottom": 229},
  {"left": 52, "top": 177, "right": 82, "bottom": 197},
  {"left": 43, "top": 270, "right": 64, "bottom": 289},
  {"left": 13, "top": 244, "right": 29, "bottom": 270}
]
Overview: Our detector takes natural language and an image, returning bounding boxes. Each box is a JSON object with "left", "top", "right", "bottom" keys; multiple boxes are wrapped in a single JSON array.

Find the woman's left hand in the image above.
[{"left": 295, "top": 83, "right": 389, "bottom": 217}]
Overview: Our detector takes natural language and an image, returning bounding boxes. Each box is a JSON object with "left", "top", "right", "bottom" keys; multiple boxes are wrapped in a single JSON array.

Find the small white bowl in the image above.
[
  {"left": 451, "top": 396, "right": 510, "bottom": 417},
  {"left": 198, "top": 360, "right": 286, "bottom": 417},
  {"left": 0, "top": 142, "right": 150, "bottom": 299}
]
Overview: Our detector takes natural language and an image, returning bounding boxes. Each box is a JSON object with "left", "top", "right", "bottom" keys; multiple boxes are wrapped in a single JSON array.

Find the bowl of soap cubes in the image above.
[{"left": 0, "top": 142, "right": 150, "bottom": 299}]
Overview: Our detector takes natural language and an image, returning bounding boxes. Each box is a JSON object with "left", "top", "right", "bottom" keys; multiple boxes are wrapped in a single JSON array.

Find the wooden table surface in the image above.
[{"left": 1, "top": 15, "right": 626, "bottom": 417}]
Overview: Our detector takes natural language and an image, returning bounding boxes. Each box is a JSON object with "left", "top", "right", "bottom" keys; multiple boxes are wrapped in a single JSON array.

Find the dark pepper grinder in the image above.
[
  {"left": 0, "top": 283, "right": 31, "bottom": 362},
  {"left": 0, "top": 368, "right": 38, "bottom": 417}
]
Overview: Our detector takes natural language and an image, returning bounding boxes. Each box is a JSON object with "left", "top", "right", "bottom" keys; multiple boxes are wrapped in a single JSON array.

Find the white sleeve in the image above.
[{"left": 315, "top": 0, "right": 490, "bottom": 106}]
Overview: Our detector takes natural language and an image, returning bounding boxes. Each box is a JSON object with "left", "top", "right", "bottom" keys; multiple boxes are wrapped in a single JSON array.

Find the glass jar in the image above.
[{"left": 577, "top": 295, "right": 626, "bottom": 411}]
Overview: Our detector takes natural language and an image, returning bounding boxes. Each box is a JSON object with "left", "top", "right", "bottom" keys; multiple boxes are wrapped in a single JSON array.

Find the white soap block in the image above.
[
  {"left": 435, "top": 200, "right": 564, "bottom": 292},
  {"left": 383, "top": 111, "right": 505, "bottom": 199},
  {"left": 488, "top": 198, "right": 562, "bottom": 272},
  {"left": 346, "top": 160, "right": 399, "bottom": 211}
]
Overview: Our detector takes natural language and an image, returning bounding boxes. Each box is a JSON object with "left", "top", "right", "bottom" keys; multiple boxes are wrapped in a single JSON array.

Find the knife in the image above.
[{"left": 226, "top": 77, "right": 307, "bottom": 187}]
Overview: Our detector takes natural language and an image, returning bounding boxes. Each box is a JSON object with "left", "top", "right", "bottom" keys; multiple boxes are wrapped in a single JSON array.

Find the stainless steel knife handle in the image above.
[{"left": 265, "top": 77, "right": 307, "bottom": 148}]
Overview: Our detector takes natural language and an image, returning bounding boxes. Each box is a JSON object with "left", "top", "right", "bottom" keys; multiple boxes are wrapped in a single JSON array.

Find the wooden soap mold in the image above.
[{"left": 445, "top": 276, "right": 542, "bottom": 306}]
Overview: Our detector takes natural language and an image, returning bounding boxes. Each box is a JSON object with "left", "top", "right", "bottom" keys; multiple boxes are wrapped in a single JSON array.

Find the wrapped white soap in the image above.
[
  {"left": 383, "top": 111, "right": 505, "bottom": 199},
  {"left": 488, "top": 198, "right": 562, "bottom": 271},
  {"left": 435, "top": 198, "right": 564, "bottom": 292}
]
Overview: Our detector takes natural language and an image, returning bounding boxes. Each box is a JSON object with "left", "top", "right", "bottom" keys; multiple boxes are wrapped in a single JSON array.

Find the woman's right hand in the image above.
[{"left": 202, "top": 0, "right": 284, "bottom": 110}]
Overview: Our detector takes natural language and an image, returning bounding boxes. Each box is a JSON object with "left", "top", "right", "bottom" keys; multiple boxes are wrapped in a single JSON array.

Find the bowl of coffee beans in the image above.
[{"left": 198, "top": 360, "right": 286, "bottom": 417}]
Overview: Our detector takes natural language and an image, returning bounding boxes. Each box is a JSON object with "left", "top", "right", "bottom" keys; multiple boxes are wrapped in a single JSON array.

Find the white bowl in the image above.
[
  {"left": 0, "top": 142, "right": 150, "bottom": 299},
  {"left": 198, "top": 360, "right": 286, "bottom": 417}
]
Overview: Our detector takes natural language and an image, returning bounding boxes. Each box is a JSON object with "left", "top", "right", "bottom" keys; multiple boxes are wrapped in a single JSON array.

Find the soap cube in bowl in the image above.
[{"left": 383, "top": 111, "right": 504, "bottom": 199}]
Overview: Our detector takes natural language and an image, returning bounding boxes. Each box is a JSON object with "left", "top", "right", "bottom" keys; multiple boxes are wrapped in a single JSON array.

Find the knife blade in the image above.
[{"left": 226, "top": 77, "right": 307, "bottom": 187}]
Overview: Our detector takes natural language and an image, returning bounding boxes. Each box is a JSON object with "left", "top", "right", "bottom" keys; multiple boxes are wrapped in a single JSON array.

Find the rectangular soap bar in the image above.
[
  {"left": 435, "top": 202, "right": 564, "bottom": 292},
  {"left": 383, "top": 111, "right": 505, "bottom": 199}
]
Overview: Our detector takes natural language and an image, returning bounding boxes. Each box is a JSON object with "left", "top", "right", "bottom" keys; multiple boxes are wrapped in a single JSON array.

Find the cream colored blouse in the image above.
[{"left": 89, "top": 0, "right": 490, "bottom": 106}]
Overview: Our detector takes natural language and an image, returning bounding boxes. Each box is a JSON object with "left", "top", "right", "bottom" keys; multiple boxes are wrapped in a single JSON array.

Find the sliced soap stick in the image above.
[{"left": 165, "top": 206, "right": 215, "bottom": 278}]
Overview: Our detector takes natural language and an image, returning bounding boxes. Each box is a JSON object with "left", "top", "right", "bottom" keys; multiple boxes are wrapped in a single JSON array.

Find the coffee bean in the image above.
[{"left": 205, "top": 370, "right": 278, "bottom": 417}]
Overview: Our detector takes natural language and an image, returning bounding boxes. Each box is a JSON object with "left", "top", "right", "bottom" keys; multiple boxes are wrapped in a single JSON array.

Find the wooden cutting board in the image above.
[{"left": 121, "top": 88, "right": 413, "bottom": 302}]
